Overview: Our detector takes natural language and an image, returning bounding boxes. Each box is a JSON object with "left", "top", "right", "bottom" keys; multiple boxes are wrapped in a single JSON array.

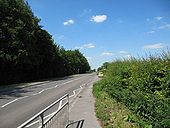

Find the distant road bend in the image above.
[{"left": 0, "top": 73, "right": 97, "bottom": 128}]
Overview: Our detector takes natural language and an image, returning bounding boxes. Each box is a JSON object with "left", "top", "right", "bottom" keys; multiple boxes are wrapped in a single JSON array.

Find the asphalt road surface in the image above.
[{"left": 0, "top": 73, "right": 97, "bottom": 128}]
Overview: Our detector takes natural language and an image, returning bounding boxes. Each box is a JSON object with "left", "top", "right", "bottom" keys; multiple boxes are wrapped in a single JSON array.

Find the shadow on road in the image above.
[
  {"left": 0, "top": 75, "right": 77, "bottom": 99},
  {"left": 0, "top": 87, "right": 34, "bottom": 99}
]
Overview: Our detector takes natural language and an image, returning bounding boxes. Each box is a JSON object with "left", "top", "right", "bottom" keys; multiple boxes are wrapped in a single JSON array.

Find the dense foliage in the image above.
[
  {"left": 0, "top": 0, "right": 90, "bottom": 85},
  {"left": 96, "top": 52, "right": 170, "bottom": 128}
]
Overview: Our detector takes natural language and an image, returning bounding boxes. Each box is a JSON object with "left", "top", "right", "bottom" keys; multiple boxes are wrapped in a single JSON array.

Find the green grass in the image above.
[{"left": 93, "top": 83, "right": 140, "bottom": 128}]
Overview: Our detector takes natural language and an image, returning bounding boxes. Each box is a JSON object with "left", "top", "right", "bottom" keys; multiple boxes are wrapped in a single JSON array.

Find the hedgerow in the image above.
[{"left": 95, "top": 51, "right": 170, "bottom": 128}]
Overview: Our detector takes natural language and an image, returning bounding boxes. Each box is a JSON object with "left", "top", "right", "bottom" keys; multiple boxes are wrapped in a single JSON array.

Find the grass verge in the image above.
[{"left": 93, "top": 83, "right": 140, "bottom": 128}]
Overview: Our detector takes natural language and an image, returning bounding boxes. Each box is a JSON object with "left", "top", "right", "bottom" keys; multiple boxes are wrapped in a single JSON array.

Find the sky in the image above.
[{"left": 27, "top": 0, "right": 170, "bottom": 69}]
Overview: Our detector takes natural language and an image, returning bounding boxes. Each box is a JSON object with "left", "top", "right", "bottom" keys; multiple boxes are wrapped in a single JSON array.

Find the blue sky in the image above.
[{"left": 27, "top": 0, "right": 170, "bottom": 69}]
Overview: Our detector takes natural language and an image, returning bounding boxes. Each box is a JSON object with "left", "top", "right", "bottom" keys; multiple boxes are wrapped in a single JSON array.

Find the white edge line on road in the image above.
[
  {"left": 69, "top": 83, "right": 86, "bottom": 98},
  {"left": 18, "top": 80, "right": 90, "bottom": 127},
  {"left": 69, "top": 83, "right": 88, "bottom": 112},
  {"left": 24, "top": 82, "right": 84, "bottom": 128}
]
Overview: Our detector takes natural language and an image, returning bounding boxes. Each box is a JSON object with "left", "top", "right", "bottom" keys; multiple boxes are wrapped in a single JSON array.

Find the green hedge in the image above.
[{"left": 97, "top": 52, "right": 170, "bottom": 128}]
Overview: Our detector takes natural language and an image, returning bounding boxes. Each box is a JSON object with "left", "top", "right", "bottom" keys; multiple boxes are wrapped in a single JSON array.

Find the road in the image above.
[{"left": 0, "top": 73, "right": 97, "bottom": 128}]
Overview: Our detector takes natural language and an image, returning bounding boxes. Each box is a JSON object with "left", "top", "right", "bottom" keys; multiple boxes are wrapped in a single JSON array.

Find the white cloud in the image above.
[
  {"left": 90, "top": 15, "right": 107, "bottom": 23},
  {"left": 145, "top": 31, "right": 155, "bottom": 34},
  {"left": 122, "top": 54, "right": 131, "bottom": 59},
  {"left": 119, "top": 51, "right": 129, "bottom": 54},
  {"left": 74, "top": 46, "right": 83, "bottom": 50},
  {"left": 158, "top": 24, "right": 170, "bottom": 29},
  {"left": 154, "top": 16, "right": 163, "bottom": 20},
  {"left": 63, "top": 19, "right": 74, "bottom": 26},
  {"left": 118, "top": 51, "right": 131, "bottom": 59},
  {"left": 101, "top": 52, "right": 113, "bottom": 56},
  {"left": 143, "top": 43, "right": 164, "bottom": 49},
  {"left": 74, "top": 43, "right": 95, "bottom": 50},
  {"left": 83, "top": 43, "right": 95, "bottom": 48}
]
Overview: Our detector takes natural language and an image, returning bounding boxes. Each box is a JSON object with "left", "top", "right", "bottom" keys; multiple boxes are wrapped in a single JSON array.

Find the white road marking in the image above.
[
  {"left": 18, "top": 96, "right": 28, "bottom": 100},
  {"left": 38, "top": 90, "right": 44, "bottom": 94},
  {"left": 1, "top": 96, "right": 29, "bottom": 108},
  {"left": 1, "top": 77, "right": 83, "bottom": 108},
  {"left": 69, "top": 84, "right": 86, "bottom": 101},
  {"left": 1, "top": 99, "right": 18, "bottom": 108},
  {"left": 17, "top": 80, "right": 91, "bottom": 127}
]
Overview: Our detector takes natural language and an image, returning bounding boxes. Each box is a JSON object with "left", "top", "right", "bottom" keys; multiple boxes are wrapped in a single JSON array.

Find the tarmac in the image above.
[{"left": 69, "top": 76, "right": 101, "bottom": 128}]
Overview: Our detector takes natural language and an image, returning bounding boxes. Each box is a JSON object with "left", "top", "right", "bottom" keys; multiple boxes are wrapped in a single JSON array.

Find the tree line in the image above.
[{"left": 0, "top": 0, "right": 90, "bottom": 85}]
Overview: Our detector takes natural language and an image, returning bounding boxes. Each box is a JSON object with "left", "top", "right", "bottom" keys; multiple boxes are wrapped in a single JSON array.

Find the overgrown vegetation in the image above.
[
  {"left": 94, "top": 51, "right": 170, "bottom": 128},
  {"left": 93, "top": 84, "right": 140, "bottom": 128},
  {"left": 0, "top": 0, "right": 90, "bottom": 85}
]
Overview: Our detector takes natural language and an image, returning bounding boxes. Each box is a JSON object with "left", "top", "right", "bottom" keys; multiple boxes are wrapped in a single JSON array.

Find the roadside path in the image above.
[{"left": 69, "top": 75, "right": 101, "bottom": 128}]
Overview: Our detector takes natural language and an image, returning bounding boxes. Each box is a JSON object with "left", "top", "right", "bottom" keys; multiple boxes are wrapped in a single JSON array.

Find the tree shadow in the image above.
[
  {"left": 0, "top": 75, "right": 77, "bottom": 99},
  {"left": 0, "top": 86, "right": 34, "bottom": 99}
]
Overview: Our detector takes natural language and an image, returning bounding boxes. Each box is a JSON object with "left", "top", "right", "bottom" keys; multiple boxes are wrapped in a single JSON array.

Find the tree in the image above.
[{"left": 0, "top": 0, "right": 90, "bottom": 85}]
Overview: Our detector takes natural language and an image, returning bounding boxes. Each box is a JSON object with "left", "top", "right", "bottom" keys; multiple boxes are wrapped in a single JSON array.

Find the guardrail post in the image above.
[
  {"left": 39, "top": 113, "right": 44, "bottom": 128},
  {"left": 67, "top": 94, "right": 69, "bottom": 125},
  {"left": 17, "top": 94, "right": 69, "bottom": 128}
]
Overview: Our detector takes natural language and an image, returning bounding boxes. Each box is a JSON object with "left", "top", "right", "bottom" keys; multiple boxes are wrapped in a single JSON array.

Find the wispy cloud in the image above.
[
  {"left": 154, "top": 16, "right": 163, "bottom": 20},
  {"left": 119, "top": 51, "right": 129, "bottom": 54},
  {"left": 101, "top": 52, "right": 113, "bottom": 56},
  {"left": 74, "top": 46, "right": 83, "bottom": 50},
  {"left": 83, "top": 43, "right": 95, "bottom": 48},
  {"left": 118, "top": 51, "right": 131, "bottom": 58},
  {"left": 143, "top": 43, "right": 164, "bottom": 49},
  {"left": 75, "top": 43, "right": 95, "bottom": 50},
  {"left": 90, "top": 15, "right": 107, "bottom": 23},
  {"left": 63, "top": 19, "right": 74, "bottom": 26},
  {"left": 158, "top": 24, "right": 170, "bottom": 29},
  {"left": 80, "top": 9, "right": 92, "bottom": 17},
  {"left": 145, "top": 30, "right": 155, "bottom": 34},
  {"left": 123, "top": 54, "right": 131, "bottom": 58}
]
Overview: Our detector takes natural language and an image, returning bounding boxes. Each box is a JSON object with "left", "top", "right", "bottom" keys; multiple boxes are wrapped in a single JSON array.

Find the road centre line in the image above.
[
  {"left": 1, "top": 77, "right": 83, "bottom": 108},
  {"left": 1, "top": 99, "right": 18, "bottom": 108}
]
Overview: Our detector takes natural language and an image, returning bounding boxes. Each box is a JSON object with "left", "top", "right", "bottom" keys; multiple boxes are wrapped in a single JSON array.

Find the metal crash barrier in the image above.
[
  {"left": 66, "top": 120, "right": 84, "bottom": 128},
  {"left": 18, "top": 94, "right": 69, "bottom": 128}
]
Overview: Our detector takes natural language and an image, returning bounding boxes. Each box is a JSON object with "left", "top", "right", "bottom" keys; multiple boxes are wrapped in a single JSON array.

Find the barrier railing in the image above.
[
  {"left": 18, "top": 94, "right": 69, "bottom": 128},
  {"left": 66, "top": 120, "right": 84, "bottom": 128}
]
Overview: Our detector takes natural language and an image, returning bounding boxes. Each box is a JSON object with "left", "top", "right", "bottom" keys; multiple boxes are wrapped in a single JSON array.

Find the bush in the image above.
[{"left": 95, "top": 51, "right": 170, "bottom": 128}]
